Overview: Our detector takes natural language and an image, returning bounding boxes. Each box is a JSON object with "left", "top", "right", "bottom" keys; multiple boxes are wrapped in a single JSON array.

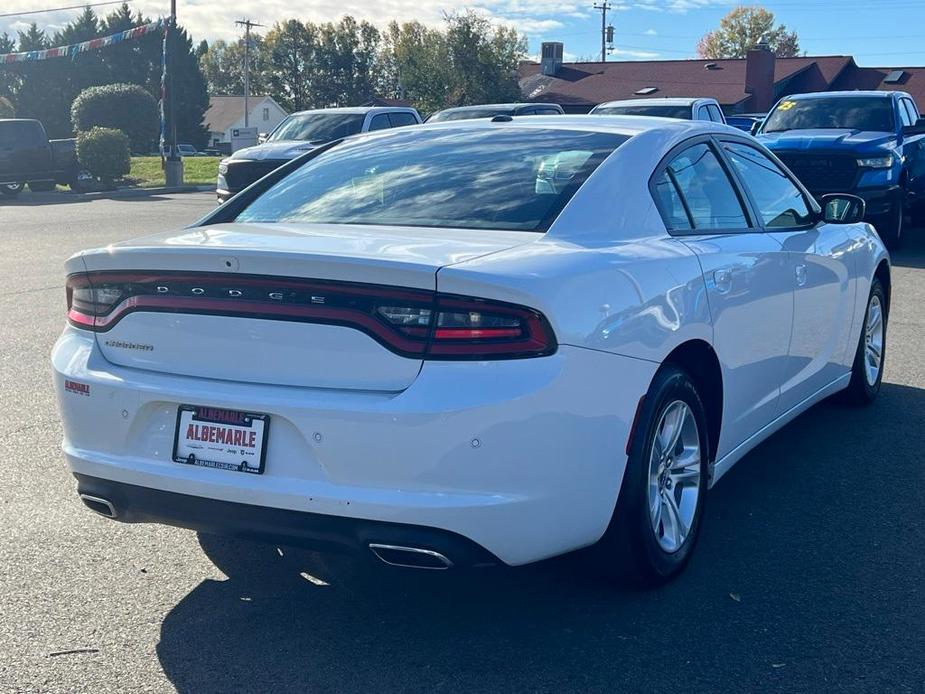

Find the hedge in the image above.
[
  {"left": 71, "top": 83, "right": 158, "bottom": 153},
  {"left": 77, "top": 127, "right": 131, "bottom": 183}
]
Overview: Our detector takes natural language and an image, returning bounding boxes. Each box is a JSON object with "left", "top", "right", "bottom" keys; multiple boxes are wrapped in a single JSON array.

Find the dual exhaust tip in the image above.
[{"left": 78, "top": 495, "right": 453, "bottom": 570}]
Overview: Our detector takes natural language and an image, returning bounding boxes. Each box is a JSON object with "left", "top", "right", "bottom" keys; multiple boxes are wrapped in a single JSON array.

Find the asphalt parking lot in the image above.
[{"left": 1, "top": 192, "right": 924, "bottom": 693}]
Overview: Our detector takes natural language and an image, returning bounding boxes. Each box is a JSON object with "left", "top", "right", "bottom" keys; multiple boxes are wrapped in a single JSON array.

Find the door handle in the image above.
[
  {"left": 713, "top": 268, "right": 733, "bottom": 294},
  {"left": 795, "top": 264, "right": 807, "bottom": 287}
]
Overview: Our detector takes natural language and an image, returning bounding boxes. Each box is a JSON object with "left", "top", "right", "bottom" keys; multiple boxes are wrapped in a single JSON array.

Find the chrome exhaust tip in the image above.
[
  {"left": 79, "top": 494, "right": 117, "bottom": 519},
  {"left": 369, "top": 543, "right": 453, "bottom": 570}
]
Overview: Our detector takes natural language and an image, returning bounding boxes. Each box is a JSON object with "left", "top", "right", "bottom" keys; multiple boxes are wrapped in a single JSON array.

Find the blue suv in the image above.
[{"left": 757, "top": 91, "right": 925, "bottom": 248}]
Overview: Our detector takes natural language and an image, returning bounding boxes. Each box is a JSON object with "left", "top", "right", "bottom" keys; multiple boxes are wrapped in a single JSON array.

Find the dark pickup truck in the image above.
[
  {"left": 757, "top": 91, "right": 925, "bottom": 248},
  {"left": 0, "top": 119, "right": 80, "bottom": 197}
]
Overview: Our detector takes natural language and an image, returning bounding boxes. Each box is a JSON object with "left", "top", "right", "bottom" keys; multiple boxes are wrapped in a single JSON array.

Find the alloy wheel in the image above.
[
  {"left": 864, "top": 294, "right": 884, "bottom": 387},
  {"left": 647, "top": 400, "right": 702, "bottom": 554}
]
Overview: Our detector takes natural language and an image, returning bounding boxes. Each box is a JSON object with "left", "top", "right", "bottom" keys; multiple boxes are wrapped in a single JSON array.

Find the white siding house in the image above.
[{"left": 204, "top": 96, "right": 288, "bottom": 147}]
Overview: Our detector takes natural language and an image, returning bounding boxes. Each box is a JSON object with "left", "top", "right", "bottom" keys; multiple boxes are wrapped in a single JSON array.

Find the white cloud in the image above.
[
  {"left": 0, "top": 0, "right": 573, "bottom": 45},
  {"left": 610, "top": 47, "right": 660, "bottom": 59},
  {"left": 644, "top": 28, "right": 658, "bottom": 35}
]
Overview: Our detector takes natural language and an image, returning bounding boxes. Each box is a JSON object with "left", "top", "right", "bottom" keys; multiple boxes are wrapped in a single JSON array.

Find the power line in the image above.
[{"left": 0, "top": 1, "right": 133, "bottom": 19}]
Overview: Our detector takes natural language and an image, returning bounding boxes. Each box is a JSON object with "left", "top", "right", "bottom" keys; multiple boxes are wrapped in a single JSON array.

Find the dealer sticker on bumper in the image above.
[{"left": 173, "top": 405, "right": 269, "bottom": 474}]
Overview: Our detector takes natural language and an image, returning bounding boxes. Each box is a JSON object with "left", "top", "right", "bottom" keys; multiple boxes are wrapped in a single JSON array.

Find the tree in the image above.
[
  {"left": 697, "top": 6, "right": 800, "bottom": 59},
  {"left": 200, "top": 37, "right": 268, "bottom": 96},
  {"left": 164, "top": 26, "right": 210, "bottom": 148},
  {"left": 264, "top": 20, "right": 316, "bottom": 111}
]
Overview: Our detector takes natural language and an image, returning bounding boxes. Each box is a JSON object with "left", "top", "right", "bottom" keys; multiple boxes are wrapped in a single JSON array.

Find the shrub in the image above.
[
  {"left": 0, "top": 96, "right": 13, "bottom": 118},
  {"left": 71, "top": 83, "right": 158, "bottom": 153},
  {"left": 77, "top": 127, "right": 131, "bottom": 183}
]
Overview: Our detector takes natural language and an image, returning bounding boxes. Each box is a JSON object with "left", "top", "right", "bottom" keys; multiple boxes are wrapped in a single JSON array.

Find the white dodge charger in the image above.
[{"left": 53, "top": 116, "right": 889, "bottom": 584}]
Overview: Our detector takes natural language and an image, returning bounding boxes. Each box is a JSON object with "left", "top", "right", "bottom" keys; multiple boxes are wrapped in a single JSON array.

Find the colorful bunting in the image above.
[{"left": 0, "top": 19, "right": 164, "bottom": 64}]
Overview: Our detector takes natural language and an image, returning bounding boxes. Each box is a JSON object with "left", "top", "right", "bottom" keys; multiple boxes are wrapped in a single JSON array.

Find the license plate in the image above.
[{"left": 173, "top": 405, "right": 269, "bottom": 474}]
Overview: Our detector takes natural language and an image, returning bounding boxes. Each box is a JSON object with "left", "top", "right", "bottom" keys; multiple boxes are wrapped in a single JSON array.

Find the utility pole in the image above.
[
  {"left": 235, "top": 19, "right": 264, "bottom": 128},
  {"left": 592, "top": 2, "right": 612, "bottom": 63},
  {"left": 165, "top": 0, "right": 183, "bottom": 185}
]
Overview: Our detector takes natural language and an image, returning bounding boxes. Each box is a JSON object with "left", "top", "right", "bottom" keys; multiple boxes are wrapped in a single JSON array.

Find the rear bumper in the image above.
[
  {"left": 53, "top": 327, "right": 656, "bottom": 566},
  {"left": 74, "top": 473, "right": 499, "bottom": 568}
]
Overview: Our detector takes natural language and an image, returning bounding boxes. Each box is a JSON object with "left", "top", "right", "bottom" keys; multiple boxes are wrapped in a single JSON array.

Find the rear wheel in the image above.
[
  {"left": 598, "top": 365, "right": 709, "bottom": 586},
  {"left": 843, "top": 278, "right": 887, "bottom": 404},
  {"left": 0, "top": 183, "right": 23, "bottom": 197}
]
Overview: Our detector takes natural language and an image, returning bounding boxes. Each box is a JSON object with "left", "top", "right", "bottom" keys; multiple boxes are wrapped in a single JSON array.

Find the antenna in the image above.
[{"left": 235, "top": 19, "right": 265, "bottom": 128}]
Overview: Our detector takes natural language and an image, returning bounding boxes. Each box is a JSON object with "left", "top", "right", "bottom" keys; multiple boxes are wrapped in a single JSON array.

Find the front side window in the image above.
[
  {"left": 655, "top": 143, "right": 748, "bottom": 231},
  {"left": 269, "top": 113, "right": 365, "bottom": 143},
  {"left": 236, "top": 128, "right": 628, "bottom": 232},
  {"left": 707, "top": 104, "right": 725, "bottom": 123},
  {"left": 762, "top": 97, "right": 895, "bottom": 133},
  {"left": 723, "top": 142, "right": 813, "bottom": 228},
  {"left": 368, "top": 114, "right": 391, "bottom": 131}
]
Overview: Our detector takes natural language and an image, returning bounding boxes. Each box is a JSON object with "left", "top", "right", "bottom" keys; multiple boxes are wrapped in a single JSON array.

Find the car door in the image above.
[
  {"left": 719, "top": 138, "right": 854, "bottom": 412},
  {"left": 651, "top": 138, "right": 794, "bottom": 458},
  {"left": 899, "top": 97, "right": 925, "bottom": 204}
]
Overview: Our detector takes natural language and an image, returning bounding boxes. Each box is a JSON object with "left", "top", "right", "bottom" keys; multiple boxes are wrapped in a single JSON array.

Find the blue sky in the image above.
[{"left": 2, "top": 0, "right": 925, "bottom": 68}]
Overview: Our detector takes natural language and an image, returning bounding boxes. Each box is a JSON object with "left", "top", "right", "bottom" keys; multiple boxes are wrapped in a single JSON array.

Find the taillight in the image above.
[{"left": 66, "top": 272, "right": 556, "bottom": 360}]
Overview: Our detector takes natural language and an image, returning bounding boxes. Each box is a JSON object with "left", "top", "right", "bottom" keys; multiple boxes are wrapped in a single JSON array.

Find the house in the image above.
[
  {"left": 203, "top": 95, "right": 288, "bottom": 148},
  {"left": 519, "top": 42, "right": 925, "bottom": 114}
]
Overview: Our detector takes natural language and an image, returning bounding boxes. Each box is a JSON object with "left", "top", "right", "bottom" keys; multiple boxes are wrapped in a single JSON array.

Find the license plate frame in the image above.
[{"left": 172, "top": 405, "right": 270, "bottom": 475}]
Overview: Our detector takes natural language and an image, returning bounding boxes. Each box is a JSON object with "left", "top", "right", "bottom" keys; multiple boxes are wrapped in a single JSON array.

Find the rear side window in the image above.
[
  {"left": 655, "top": 143, "right": 748, "bottom": 231},
  {"left": 722, "top": 142, "right": 813, "bottom": 228},
  {"left": 388, "top": 112, "right": 418, "bottom": 128},
  {"left": 0, "top": 121, "right": 42, "bottom": 146}
]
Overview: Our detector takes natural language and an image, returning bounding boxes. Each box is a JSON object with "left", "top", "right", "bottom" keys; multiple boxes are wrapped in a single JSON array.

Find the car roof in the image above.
[
  {"left": 596, "top": 97, "right": 713, "bottom": 108},
  {"left": 785, "top": 90, "right": 904, "bottom": 100},
  {"left": 288, "top": 106, "right": 417, "bottom": 116},
  {"left": 433, "top": 103, "right": 542, "bottom": 113}
]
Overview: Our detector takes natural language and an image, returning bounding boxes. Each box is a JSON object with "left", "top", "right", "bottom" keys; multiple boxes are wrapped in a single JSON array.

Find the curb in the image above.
[{"left": 75, "top": 185, "right": 214, "bottom": 199}]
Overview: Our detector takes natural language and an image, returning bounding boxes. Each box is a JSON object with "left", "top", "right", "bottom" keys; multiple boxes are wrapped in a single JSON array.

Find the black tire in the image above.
[
  {"left": 28, "top": 180, "right": 55, "bottom": 192},
  {"left": 597, "top": 365, "right": 710, "bottom": 586},
  {"left": 842, "top": 278, "right": 887, "bottom": 405},
  {"left": 876, "top": 196, "right": 904, "bottom": 250},
  {"left": 0, "top": 182, "right": 23, "bottom": 197}
]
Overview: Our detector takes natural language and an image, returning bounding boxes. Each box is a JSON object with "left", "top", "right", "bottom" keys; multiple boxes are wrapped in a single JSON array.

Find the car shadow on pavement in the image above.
[
  {"left": 156, "top": 382, "right": 925, "bottom": 693},
  {"left": 889, "top": 224, "right": 925, "bottom": 268}
]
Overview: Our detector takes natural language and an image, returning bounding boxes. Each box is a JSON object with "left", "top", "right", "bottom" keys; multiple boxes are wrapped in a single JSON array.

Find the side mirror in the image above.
[
  {"left": 258, "top": 132, "right": 268, "bottom": 144},
  {"left": 903, "top": 117, "right": 925, "bottom": 137},
  {"left": 750, "top": 121, "right": 762, "bottom": 136},
  {"left": 820, "top": 194, "right": 866, "bottom": 224}
]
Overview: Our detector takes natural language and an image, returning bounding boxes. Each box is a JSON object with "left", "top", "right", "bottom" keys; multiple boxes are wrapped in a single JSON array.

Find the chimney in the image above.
[
  {"left": 541, "top": 42, "right": 564, "bottom": 77},
  {"left": 745, "top": 40, "right": 775, "bottom": 112}
]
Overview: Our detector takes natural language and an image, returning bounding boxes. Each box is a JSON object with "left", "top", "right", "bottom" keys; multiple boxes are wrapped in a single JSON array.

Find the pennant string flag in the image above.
[{"left": 1, "top": 19, "right": 164, "bottom": 64}]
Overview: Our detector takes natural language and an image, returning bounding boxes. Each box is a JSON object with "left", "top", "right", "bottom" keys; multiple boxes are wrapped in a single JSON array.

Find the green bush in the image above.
[
  {"left": 0, "top": 96, "right": 13, "bottom": 118},
  {"left": 77, "top": 127, "right": 131, "bottom": 183},
  {"left": 71, "top": 83, "right": 158, "bottom": 153}
]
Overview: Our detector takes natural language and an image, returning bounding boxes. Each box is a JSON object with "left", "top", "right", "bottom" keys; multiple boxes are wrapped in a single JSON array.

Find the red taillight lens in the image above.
[{"left": 66, "top": 272, "right": 556, "bottom": 360}]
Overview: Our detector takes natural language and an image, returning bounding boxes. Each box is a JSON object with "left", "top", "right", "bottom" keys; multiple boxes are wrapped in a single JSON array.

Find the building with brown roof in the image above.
[{"left": 519, "top": 42, "right": 925, "bottom": 114}]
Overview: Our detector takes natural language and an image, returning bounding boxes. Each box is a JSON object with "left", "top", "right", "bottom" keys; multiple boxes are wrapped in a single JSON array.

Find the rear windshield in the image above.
[
  {"left": 762, "top": 97, "right": 895, "bottom": 133},
  {"left": 235, "top": 127, "right": 628, "bottom": 232},
  {"left": 427, "top": 109, "right": 514, "bottom": 122},
  {"left": 269, "top": 113, "right": 365, "bottom": 143},
  {"left": 594, "top": 105, "right": 692, "bottom": 119}
]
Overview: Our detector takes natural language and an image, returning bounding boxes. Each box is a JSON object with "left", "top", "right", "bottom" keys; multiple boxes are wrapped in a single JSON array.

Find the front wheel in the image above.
[
  {"left": 0, "top": 182, "right": 23, "bottom": 197},
  {"left": 598, "top": 365, "right": 710, "bottom": 586}
]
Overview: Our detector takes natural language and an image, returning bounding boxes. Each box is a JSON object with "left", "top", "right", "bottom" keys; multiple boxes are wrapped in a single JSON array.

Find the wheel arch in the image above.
[
  {"left": 874, "top": 259, "right": 891, "bottom": 311},
  {"left": 661, "top": 339, "right": 723, "bottom": 471}
]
